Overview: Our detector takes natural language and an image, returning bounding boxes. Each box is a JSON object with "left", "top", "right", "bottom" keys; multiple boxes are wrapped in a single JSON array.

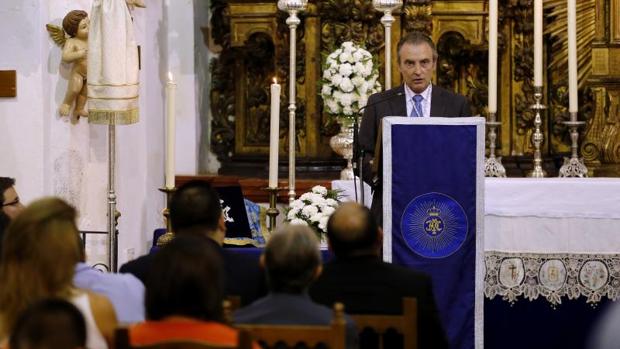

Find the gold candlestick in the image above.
[
  {"left": 265, "top": 187, "right": 285, "bottom": 233},
  {"left": 157, "top": 187, "right": 176, "bottom": 247}
]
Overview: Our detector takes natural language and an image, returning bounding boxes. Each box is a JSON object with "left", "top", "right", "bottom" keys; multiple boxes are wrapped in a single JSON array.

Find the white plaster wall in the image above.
[
  {"left": 0, "top": 0, "right": 200, "bottom": 267},
  {"left": 0, "top": 0, "right": 48, "bottom": 203}
]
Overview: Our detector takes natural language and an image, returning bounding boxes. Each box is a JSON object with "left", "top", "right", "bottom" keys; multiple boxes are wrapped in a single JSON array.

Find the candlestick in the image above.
[
  {"left": 165, "top": 73, "right": 176, "bottom": 189},
  {"left": 269, "top": 78, "right": 281, "bottom": 188},
  {"left": 373, "top": 0, "right": 402, "bottom": 90},
  {"left": 567, "top": 0, "right": 578, "bottom": 113},
  {"left": 488, "top": 0, "right": 498, "bottom": 113},
  {"left": 528, "top": 87, "right": 546, "bottom": 178},
  {"left": 533, "top": 0, "right": 543, "bottom": 87}
]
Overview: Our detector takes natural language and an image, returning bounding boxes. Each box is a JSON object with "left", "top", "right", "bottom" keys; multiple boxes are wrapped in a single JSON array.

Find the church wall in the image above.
[{"left": 0, "top": 0, "right": 202, "bottom": 266}]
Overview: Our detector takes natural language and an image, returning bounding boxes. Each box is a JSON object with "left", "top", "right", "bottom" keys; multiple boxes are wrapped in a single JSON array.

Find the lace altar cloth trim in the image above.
[{"left": 485, "top": 252, "right": 620, "bottom": 306}]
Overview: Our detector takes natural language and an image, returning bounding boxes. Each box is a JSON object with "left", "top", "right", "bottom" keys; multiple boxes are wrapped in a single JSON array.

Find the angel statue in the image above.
[{"left": 46, "top": 10, "right": 89, "bottom": 118}]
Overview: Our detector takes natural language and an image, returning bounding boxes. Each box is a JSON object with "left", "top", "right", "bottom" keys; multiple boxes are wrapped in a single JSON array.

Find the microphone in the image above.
[
  {"left": 352, "top": 91, "right": 405, "bottom": 206},
  {"left": 357, "top": 91, "right": 405, "bottom": 115}
]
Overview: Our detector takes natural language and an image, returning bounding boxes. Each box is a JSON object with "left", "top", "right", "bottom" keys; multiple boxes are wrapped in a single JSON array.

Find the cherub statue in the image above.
[{"left": 46, "top": 10, "right": 89, "bottom": 118}]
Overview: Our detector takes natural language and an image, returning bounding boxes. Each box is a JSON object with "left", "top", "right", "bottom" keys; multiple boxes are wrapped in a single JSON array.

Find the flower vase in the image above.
[{"left": 329, "top": 117, "right": 355, "bottom": 180}]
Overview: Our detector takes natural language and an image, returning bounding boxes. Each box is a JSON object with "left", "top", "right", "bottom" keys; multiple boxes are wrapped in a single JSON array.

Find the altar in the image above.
[{"left": 333, "top": 177, "right": 620, "bottom": 348}]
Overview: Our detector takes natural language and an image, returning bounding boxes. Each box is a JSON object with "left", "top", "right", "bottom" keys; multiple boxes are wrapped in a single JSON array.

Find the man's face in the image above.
[
  {"left": 398, "top": 42, "right": 437, "bottom": 94},
  {"left": 2, "top": 186, "right": 24, "bottom": 220},
  {"left": 76, "top": 17, "right": 89, "bottom": 39}
]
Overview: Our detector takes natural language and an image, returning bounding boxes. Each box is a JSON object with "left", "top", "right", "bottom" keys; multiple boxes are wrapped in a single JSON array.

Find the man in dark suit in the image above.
[
  {"left": 358, "top": 31, "right": 471, "bottom": 225},
  {"left": 234, "top": 224, "right": 358, "bottom": 349},
  {"left": 119, "top": 180, "right": 266, "bottom": 306},
  {"left": 310, "top": 202, "right": 448, "bottom": 349}
]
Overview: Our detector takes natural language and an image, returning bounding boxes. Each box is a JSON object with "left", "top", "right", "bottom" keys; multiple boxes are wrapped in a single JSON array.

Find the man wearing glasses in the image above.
[{"left": 1, "top": 177, "right": 25, "bottom": 250}]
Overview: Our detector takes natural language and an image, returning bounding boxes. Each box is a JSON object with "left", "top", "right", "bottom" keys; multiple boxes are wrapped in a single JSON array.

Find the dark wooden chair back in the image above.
[
  {"left": 350, "top": 297, "right": 417, "bottom": 349},
  {"left": 115, "top": 327, "right": 253, "bottom": 349},
  {"left": 235, "top": 303, "right": 347, "bottom": 349}
]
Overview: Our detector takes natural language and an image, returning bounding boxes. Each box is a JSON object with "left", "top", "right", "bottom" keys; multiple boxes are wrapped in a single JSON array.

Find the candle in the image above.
[
  {"left": 488, "top": 0, "right": 498, "bottom": 113},
  {"left": 268, "top": 78, "right": 281, "bottom": 188},
  {"left": 533, "top": 0, "right": 543, "bottom": 86},
  {"left": 567, "top": 0, "right": 578, "bottom": 113},
  {"left": 165, "top": 72, "right": 176, "bottom": 189}
]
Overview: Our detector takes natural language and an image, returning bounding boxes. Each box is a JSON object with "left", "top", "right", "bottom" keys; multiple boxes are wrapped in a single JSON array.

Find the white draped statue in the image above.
[{"left": 87, "top": 0, "right": 140, "bottom": 125}]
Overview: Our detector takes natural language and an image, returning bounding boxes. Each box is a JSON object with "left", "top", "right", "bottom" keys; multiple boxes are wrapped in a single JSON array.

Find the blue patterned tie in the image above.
[{"left": 410, "top": 94, "right": 424, "bottom": 118}]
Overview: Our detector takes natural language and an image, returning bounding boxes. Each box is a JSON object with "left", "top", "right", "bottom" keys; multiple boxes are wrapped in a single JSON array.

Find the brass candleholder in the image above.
[
  {"left": 559, "top": 112, "right": 588, "bottom": 177},
  {"left": 528, "top": 86, "right": 547, "bottom": 178},
  {"left": 265, "top": 187, "right": 285, "bottom": 233},
  {"left": 157, "top": 186, "right": 176, "bottom": 247},
  {"left": 484, "top": 112, "right": 506, "bottom": 177}
]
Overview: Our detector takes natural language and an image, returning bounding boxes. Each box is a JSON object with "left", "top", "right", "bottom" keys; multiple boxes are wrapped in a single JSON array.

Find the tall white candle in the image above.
[
  {"left": 268, "top": 78, "right": 281, "bottom": 188},
  {"left": 567, "top": 0, "right": 578, "bottom": 113},
  {"left": 488, "top": 0, "right": 498, "bottom": 113},
  {"left": 534, "top": 0, "right": 543, "bottom": 86},
  {"left": 165, "top": 72, "right": 176, "bottom": 189}
]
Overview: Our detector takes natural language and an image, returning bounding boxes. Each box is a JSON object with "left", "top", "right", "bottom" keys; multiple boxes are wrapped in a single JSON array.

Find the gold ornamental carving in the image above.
[{"left": 206, "top": 0, "right": 620, "bottom": 176}]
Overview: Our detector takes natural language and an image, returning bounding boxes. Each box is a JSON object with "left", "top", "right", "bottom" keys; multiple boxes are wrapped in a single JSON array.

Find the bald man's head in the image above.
[{"left": 327, "top": 202, "right": 380, "bottom": 258}]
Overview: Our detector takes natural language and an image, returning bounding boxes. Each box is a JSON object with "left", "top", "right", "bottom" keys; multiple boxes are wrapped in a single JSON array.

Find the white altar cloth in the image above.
[{"left": 332, "top": 178, "right": 620, "bottom": 304}]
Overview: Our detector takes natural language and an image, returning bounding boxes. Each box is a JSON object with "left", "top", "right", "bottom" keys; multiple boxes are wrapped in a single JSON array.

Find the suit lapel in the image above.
[
  {"left": 390, "top": 85, "right": 407, "bottom": 117},
  {"left": 430, "top": 85, "right": 445, "bottom": 117}
]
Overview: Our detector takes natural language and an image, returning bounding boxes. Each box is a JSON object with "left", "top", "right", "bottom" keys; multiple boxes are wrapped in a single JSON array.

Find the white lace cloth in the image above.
[{"left": 334, "top": 178, "right": 620, "bottom": 305}]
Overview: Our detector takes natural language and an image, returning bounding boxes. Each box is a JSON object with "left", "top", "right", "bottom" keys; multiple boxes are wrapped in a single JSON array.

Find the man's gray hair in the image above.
[
  {"left": 264, "top": 224, "right": 321, "bottom": 293},
  {"left": 396, "top": 31, "right": 438, "bottom": 62}
]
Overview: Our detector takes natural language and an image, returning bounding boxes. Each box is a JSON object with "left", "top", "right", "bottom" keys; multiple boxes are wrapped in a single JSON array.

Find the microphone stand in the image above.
[{"left": 353, "top": 110, "right": 364, "bottom": 206}]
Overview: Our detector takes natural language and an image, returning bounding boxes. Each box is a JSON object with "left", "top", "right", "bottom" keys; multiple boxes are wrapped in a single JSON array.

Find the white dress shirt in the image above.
[{"left": 404, "top": 83, "right": 433, "bottom": 118}]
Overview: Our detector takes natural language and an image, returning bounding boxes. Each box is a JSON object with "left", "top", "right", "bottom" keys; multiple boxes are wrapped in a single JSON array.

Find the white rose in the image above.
[
  {"left": 339, "top": 93, "right": 353, "bottom": 107},
  {"left": 325, "top": 198, "right": 338, "bottom": 207},
  {"left": 339, "top": 51, "right": 353, "bottom": 63},
  {"left": 299, "top": 192, "right": 313, "bottom": 202},
  {"left": 310, "top": 193, "right": 326, "bottom": 206},
  {"left": 322, "top": 205, "right": 336, "bottom": 216},
  {"left": 358, "top": 81, "right": 369, "bottom": 95},
  {"left": 353, "top": 62, "right": 365, "bottom": 75},
  {"left": 338, "top": 63, "right": 353, "bottom": 77},
  {"left": 301, "top": 205, "right": 319, "bottom": 218},
  {"left": 340, "top": 78, "right": 354, "bottom": 93},
  {"left": 321, "top": 84, "right": 332, "bottom": 97},
  {"left": 351, "top": 76, "right": 365, "bottom": 88},
  {"left": 323, "top": 69, "right": 333, "bottom": 80},
  {"left": 312, "top": 185, "right": 328, "bottom": 195},
  {"left": 290, "top": 199, "right": 305, "bottom": 209},
  {"left": 290, "top": 218, "right": 308, "bottom": 226},
  {"left": 287, "top": 208, "right": 300, "bottom": 220},
  {"left": 326, "top": 99, "right": 340, "bottom": 114},
  {"left": 352, "top": 50, "right": 364, "bottom": 62},
  {"left": 342, "top": 41, "right": 354, "bottom": 52},
  {"left": 310, "top": 213, "right": 323, "bottom": 223},
  {"left": 330, "top": 73, "right": 343, "bottom": 86}
]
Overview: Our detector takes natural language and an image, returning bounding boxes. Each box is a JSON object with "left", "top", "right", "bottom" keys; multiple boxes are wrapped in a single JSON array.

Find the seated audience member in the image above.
[
  {"left": 129, "top": 235, "right": 259, "bottom": 349},
  {"left": 74, "top": 243, "right": 145, "bottom": 324},
  {"left": 9, "top": 298, "right": 87, "bottom": 349},
  {"left": 119, "top": 180, "right": 265, "bottom": 305},
  {"left": 0, "top": 177, "right": 25, "bottom": 251},
  {"left": 0, "top": 198, "right": 117, "bottom": 349},
  {"left": 309, "top": 202, "right": 448, "bottom": 349},
  {"left": 234, "top": 224, "right": 358, "bottom": 349}
]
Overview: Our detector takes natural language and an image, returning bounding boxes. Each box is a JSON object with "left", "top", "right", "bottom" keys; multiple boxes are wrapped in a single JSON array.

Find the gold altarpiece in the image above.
[{"left": 207, "top": 0, "right": 620, "bottom": 177}]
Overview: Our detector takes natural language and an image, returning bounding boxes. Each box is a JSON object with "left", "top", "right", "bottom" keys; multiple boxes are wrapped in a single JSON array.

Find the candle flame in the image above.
[
  {"left": 273, "top": 77, "right": 277, "bottom": 84},
  {"left": 168, "top": 72, "right": 173, "bottom": 82}
]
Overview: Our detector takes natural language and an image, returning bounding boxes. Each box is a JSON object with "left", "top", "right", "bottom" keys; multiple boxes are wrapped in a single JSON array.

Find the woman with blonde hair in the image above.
[{"left": 0, "top": 197, "right": 117, "bottom": 349}]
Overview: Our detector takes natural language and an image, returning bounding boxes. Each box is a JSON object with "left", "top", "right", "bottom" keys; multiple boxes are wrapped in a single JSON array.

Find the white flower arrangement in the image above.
[
  {"left": 285, "top": 185, "right": 341, "bottom": 238},
  {"left": 321, "top": 41, "right": 382, "bottom": 120}
]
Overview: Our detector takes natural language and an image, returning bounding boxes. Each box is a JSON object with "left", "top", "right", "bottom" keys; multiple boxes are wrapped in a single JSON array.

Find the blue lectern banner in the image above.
[{"left": 382, "top": 117, "right": 485, "bottom": 349}]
